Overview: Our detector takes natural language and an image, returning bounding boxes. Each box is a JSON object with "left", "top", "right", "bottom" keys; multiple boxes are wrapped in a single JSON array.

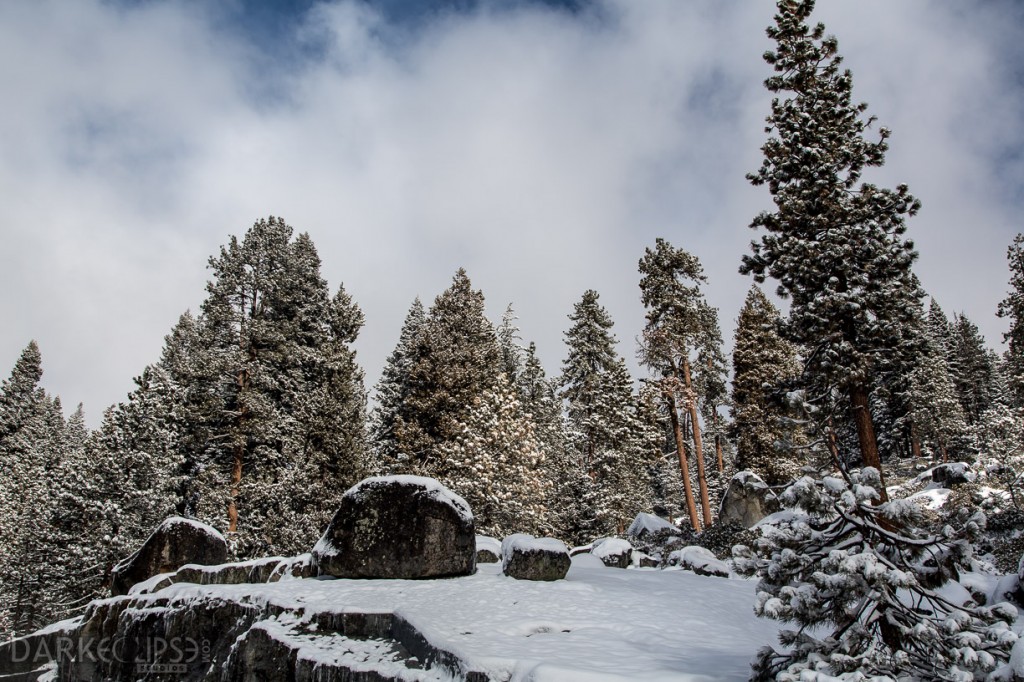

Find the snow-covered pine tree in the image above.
[
  {"left": 731, "top": 286, "right": 805, "bottom": 485},
  {"left": 949, "top": 313, "right": 998, "bottom": 427},
  {"left": 998, "top": 233, "right": 1024, "bottom": 408},
  {"left": 395, "top": 269, "right": 502, "bottom": 470},
  {"left": 559, "top": 290, "right": 652, "bottom": 538},
  {"left": 638, "top": 239, "right": 718, "bottom": 530},
  {"left": 0, "top": 343, "right": 64, "bottom": 637},
  {"left": 907, "top": 301, "right": 971, "bottom": 462},
  {"left": 734, "top": 468, "right": 1017, "bottom": 679},
  {"left": 496, "top": 304, "right": 524, "bottom": 387},
  {"left": 370, "top": 298, "right": 426, "bottom": 474},
  {"left": 741, "top": 0, "right": 923, "bottom": 499},
  {"left": 183, "top": 217, "right": 367, "bottom": 557},
  {"left": 432, "top": 373, "right": 549, "bottom": 537}
]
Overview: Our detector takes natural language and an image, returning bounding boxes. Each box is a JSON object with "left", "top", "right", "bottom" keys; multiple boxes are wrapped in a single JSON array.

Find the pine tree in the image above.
[
  {"left": 638, "top": 239, "right": 718, "bottom": 530},
  {"left": 998, "top": 233, "right": 1024, "bottom": 408},
  {"left": 432, "top": 374, "right": 550, "bottom": 537},
  {"left": 0, "top": 343, "right": 63, "bottom": 636},
  {"left": 396, "top": 269, "right": 502, "bottom": 471},
  {"left": 559, "top": 290, "right": 652, "bottom": 538},
  {"left": 183, "top": 217, "right": 367, "bottom": 557},
  {"left": 906, "top": 302, "right": 970, "bottom": 461},
  {"left": 731, "top": 286, "right": 804, "bottom": 485},
  {"left": 496, "top": 304, "right": 524, "bottom": 387},
  {"left": 949, "top": 313, "right": 998, "bottom": 426},
  {"left": 734, "top": 469, "right": 1016, "bottom": 679},
  {"left": 741, "top": 0, "right": 923, "bottom": 498},
  {"left": 370, "top": 298, "right": 426, "bottom": 473}
]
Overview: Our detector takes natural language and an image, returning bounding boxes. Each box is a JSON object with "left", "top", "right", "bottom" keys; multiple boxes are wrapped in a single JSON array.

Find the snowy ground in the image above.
[{"left": 131, "top": 560, "right": 781, "bottom": 681}]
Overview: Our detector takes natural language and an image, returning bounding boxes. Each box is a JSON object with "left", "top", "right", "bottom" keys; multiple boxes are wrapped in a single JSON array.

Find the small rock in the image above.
[
  {"left": 476, "top": 535, "right": 502, "bottom": 564},
  {"left": 592, "top": 538, "right": 633, "bottom": 569},
  {"left": 668, "top": 546, "right": 730, "bottom": 578},
  {"left": 502, "top": 534, "right": 571, "bottom": 581},
  {"left": 931, "top": 462, "right": 975, "bottom": 487},
  {"left": 110, "top": 517, "right": 228, "bottom": 596}
]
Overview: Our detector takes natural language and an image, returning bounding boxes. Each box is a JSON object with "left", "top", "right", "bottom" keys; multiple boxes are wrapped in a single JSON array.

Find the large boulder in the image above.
[
  {"left": 718, "top": 471, "right": 780, "bottom": 528},
  {"left": 312, "top": 475, "right": 475, "bottom": 579},
  {"left": 501, "top": 534, "right": 571, "bottom": 581},
  {"left": 626, "top": 513, "right": 681, "bottom": 541},
  {"left": 110, "top": 517, "right": 228, "bottom": 596}
]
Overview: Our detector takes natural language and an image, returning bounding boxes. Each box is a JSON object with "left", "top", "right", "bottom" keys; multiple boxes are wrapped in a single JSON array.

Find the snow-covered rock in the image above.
[
  {"left": 626, "top": 512, "right": 681, "bottom": 540},
  {"left": 591, "top": 538, "right": 633, "bottom": 569},
  {"left": 110, "top": 516, "right": 228, "bottom": 596},
  {"left": 501, "top": 534, "right": 570, "bottom": 581},
  {"left": 667, "top": 546, "right": 730, "bottom": 578},
  {"left": 475, "top": 535, "right": 501, "bottom": 564},
  {"left": 313, "top": 476, "right": 475, "bottom": 580},
  {"left": 931, "top": 462, "right": 976, "bottom": 487},
  {"left": 718, "top": 471, "right": 779, "bottom": 528}
]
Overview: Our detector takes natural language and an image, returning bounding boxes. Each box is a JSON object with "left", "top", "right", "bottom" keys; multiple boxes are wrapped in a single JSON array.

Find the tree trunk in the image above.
[
  {"left": 683, "top": 359, "right": 713, "bottom": 527},
  {"left": 713, "top": 412, "right": 724, "bottom": 473},
  {"left": 910, "top": 422, "right": 923, "bottom": 460},
  {"left": 228, "top": 369, "right": 249, "bottom": 534},
  {"left": 849, "top": 383, "right": 888, "bottom": 502},
  {"left": 666, "top": 387, "right": 701, "bottom": 532}
]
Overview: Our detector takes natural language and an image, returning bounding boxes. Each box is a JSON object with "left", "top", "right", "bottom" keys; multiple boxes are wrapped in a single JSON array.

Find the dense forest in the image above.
[{"left": 3, "top": 2, "right": 1024, "bottom": 678}]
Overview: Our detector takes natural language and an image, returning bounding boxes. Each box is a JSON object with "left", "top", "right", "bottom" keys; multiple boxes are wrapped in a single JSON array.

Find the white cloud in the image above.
[{"left": 0, "top": 0, "right": 1021, "bottom": 423}]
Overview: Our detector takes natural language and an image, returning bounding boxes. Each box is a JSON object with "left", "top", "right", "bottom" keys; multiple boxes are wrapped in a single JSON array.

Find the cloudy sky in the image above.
[{"left": 2, "top": 0, "right": 1022, "bottom": 425}]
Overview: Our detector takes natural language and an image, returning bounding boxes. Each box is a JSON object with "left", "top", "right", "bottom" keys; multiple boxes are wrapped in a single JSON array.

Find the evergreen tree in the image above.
[
  {"left": 998, "top": 233, "right": 1024, "bottom": 408},
  {"left": 906, "top": 302, "right": 970, "bottom": 461},
  {"left": 638, "top": 239, "right": 718, "bottom": 530},
  {"left": 396, "top": 269, "right": 502, "bottom": 470},
  {"left": 559, "top": 290, "right": 652, "bottom": 538},
  {"left": 731, "top": 286, "right": 804, "bottom": 485},
  {"left": 0, "top": 343, "right": 63, "bottom": 636},
  {"left": 740, "top": 0, "right": 923, "bottom": 499},
  {"left": 496, "top": 304, "right": 524, "bottom": 387},
  {"left": 183, "top": 217, "right": 367, "bottom": 557},
  {"left": 432, "top": 374, "right": 550, "bottom": 537},
  {"left": 370, "top": 298, "right": 426, "bottom": 473},
  {"left": 949, "top": 313, "right": 998, "bottom": 426}
]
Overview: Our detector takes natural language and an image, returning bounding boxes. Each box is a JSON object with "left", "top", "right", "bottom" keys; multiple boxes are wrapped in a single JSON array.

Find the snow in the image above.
[
  {"left": 907, "top": 487, "right": 952, "bottom": 510},
  {"left": 626, "top": 513, "right": 678, "bottom": 537},
  {"left": 121, "top": 562, "right": 780, "bottom": 680},
  {"left": 344, "top": 475, "right": 474, "bottom": 524},
  {"left": 501, "top": 534, "right": 569, "bottom": 564}
]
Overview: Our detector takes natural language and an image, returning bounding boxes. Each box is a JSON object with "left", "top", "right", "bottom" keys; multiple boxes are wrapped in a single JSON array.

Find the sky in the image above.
[{"left": 1, "top": 0, "right": 1023, "bottom": 426}]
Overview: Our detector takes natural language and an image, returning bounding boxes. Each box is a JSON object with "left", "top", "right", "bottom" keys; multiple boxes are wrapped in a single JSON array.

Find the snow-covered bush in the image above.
[{"left": 734, "top": 468, "right": 1018, "bottom": 680}]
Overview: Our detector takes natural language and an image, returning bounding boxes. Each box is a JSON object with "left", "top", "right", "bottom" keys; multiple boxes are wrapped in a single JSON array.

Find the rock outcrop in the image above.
[
  {"left": 718, "top": 472, "right": 779, "bottom": 528},
  {"left": 110, "top": 516, "right": 228, "bottom": 596},
  {"left": 313, "top": 475, "right": 476, "bottom": 580},
  {"left": 501, "top": 534, "right": 570, "bottom": 581}
]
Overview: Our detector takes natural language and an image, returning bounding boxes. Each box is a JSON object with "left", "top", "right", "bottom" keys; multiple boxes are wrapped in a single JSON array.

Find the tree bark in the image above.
[
  {"left": 849, "top": 383, "right": 888, "bottom": 502},
  {"left": 910, "top": 422, "right": 923, "bottom": 460},
  {"left": 683, "top": 358, "right": 713, "bottom": 527},
  {"left": 666, "top": 386, "right": 701, "bottom": 532},
  {"left": 228, "top": 368, "right": 248, "bottom": 534}
]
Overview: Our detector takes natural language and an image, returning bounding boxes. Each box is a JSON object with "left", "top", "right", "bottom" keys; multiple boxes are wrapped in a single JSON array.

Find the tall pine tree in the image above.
[{"left": 741, "top": 0, "right": 922, "bottom": 498}]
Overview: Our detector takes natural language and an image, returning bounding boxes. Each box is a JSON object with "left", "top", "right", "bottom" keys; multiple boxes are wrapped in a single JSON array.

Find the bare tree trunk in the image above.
[
  {"left": 713, "top": 412, "right": 724, "bottom": 473},
  {"left": 683, "top": 359, "right": 713, "bottom": 527},
  {"left": 666, "top": 388, "right": 701, "bottom": 532},
  {"left": 849, "top": 383, "right": 888, "bottom": 502},
  {"left": 910, "top": 422, "right": 923, "bottom": 460}
]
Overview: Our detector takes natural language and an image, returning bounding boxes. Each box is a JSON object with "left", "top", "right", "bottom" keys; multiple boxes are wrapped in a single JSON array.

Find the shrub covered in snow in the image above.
[{"left": 734, "top": 468, "right": 1018, "bottom": 680}]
